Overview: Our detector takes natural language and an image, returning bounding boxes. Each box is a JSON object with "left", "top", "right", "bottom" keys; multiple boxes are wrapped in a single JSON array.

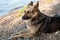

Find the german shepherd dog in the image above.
[
  {"left": 22, "top": 1, "right": 60, "bottom": 37},
  {"left": 10, "top": 1, "right": 60, "bottom": 38}
]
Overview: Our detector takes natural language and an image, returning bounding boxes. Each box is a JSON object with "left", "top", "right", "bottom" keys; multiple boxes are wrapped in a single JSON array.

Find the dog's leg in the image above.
[
  {"left": 9, "top": 30, "right": 36, "bottom": 39},
  {"left": 8, "top": 26, "right": 39, "bottom": 40},
  {"left": 12, "top": 31, "right": 34, "bottom": 38}
]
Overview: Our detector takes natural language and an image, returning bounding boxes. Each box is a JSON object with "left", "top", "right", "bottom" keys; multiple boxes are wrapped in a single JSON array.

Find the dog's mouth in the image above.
[{"left": 22, "top": 16, "right": 30, "bottom": 20}]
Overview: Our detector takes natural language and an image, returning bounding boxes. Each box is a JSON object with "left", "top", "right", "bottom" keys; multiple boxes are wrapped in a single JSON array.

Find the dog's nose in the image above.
[{"left": 22, "top": 16, "right": 29, "bottom": 20}]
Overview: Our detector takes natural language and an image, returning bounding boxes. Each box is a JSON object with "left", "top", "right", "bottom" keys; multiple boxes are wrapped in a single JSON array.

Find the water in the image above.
[{"left": 0, "top": 0, "right": 37, "bottom": 17}]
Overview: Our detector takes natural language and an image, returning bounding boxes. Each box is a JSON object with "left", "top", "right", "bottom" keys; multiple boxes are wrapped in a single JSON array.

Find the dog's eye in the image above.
[{"left": 27, "top": 11, "right": 29, "bottom": 13}]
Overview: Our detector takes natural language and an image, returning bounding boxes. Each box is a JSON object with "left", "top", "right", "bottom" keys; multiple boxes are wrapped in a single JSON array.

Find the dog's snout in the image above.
[{"left": 22, "top": 15, "right": 30, "bottom": 20}]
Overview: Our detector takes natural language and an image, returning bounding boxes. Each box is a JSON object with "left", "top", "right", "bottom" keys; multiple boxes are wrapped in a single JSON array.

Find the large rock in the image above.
[{"left": 39, "top": 0, "right": 60, "bottom": 17}]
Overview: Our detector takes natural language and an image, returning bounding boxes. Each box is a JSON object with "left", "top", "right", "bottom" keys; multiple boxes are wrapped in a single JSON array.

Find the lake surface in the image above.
[{"left": 0, "top": 0, "right": 37, "bottom": 17}]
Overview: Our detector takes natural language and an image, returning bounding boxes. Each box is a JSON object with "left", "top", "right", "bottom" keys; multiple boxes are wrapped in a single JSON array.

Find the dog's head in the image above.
[{"left": 22, "top": 1, "right": 39, "bottom": 20}]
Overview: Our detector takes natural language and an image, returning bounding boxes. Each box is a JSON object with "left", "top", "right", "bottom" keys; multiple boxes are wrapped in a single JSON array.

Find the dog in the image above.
[
  {"left": 10, "top": 1, "right": 60, "bottom": 38},
  {"left": 22, "top": 1, "right": 60, "bottom": 36}
]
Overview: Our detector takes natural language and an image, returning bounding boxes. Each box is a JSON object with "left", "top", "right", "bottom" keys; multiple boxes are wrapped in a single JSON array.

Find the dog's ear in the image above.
[
  {"left": 34, "top": 1, "right": 39, "bottom": 8},
  {"left": 28, "top": 1, "right": 33, "bottom": 6}
]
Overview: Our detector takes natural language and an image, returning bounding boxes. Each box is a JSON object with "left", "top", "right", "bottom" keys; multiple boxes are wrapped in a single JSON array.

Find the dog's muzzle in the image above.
[{"left": 22, "top": 15, "right": 30, "bottom": 20}]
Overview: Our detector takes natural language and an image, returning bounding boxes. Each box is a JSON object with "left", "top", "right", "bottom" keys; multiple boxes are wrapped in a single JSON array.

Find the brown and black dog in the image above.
[
  {"left": 22, "top": 1, "right": 60, "bottom": 37},
  {"left": 10, "top": 1, "right": 60, "bottom": 38}
]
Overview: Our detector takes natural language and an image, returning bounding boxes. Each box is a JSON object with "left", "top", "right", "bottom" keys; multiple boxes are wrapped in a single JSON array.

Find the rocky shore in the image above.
[{"left": 0, "top": 0, "right": 60, "bottom": 40}]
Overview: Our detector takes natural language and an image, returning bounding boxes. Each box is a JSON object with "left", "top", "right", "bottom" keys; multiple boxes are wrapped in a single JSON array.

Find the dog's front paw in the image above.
[{"left": 8, "top": 33, "right": 34, "bottom": 40}]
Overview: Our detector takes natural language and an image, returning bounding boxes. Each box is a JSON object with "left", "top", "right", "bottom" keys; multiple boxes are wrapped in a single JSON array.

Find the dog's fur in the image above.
[
  {"left": 11, "top": 1, "right": 60, "bottom": 38},
  {"left": 22, "top": 1, "right": 60, "bottom": 37}
]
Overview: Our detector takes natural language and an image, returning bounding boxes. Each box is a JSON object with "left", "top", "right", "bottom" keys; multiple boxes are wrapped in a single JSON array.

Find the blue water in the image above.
[{"left": 0, "top": 0, "right": 37, "bottom": 17}]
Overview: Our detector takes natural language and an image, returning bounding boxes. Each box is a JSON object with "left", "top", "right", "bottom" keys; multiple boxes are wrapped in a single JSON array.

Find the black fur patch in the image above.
[{"left": 31, "top": 11, "right": 60, "bottom": 33}]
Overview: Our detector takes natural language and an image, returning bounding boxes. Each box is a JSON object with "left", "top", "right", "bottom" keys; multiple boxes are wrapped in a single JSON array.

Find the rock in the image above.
[{"left": 39, "top": 0, "right": 60, "bottom": 17}]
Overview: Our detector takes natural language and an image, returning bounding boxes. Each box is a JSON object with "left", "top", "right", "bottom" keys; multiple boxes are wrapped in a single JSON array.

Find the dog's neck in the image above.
[
  {"left": 31, "top": 10, "right": 51, "bottom": 27},
  {"left": 31, "top": 11, "right": 44, "bottom": 23}
]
